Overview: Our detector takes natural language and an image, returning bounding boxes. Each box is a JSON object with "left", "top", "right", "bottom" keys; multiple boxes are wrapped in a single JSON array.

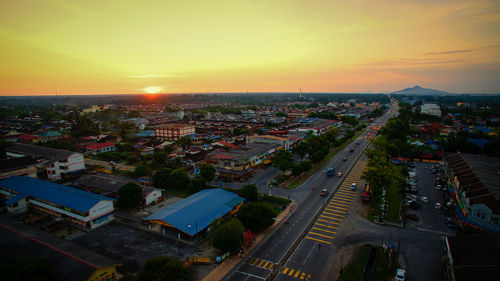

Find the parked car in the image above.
[
  {"left": 320, "top": 189, "right": 328, "bottom": 196},
  {"left": 343, "top": 157, "right": 347, "bottom": 161},
  {"left": 420, "top": 196, "right": 429, "bottom": 203},
  {"left": 396, "top": 269, "right": 406, "bottom": 281},
  {"left": 409, "top": 201, "right": 421, "bottom": 209},
  {"left": 434, "top": 202, "right": 442, "bottom": 209},
  {"left": 351, "top": 183, "right": 357, "bottom": 191},
  {"left": 405, "top": 214, "right": 420, "bottom": 221}
]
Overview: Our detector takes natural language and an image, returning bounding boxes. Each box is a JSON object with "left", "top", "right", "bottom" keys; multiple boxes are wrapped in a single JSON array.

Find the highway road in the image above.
[{"left": 222, "top": 104, "right": 398, "bottom": 281}]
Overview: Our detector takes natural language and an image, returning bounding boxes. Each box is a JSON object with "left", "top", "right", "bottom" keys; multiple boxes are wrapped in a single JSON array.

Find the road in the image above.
[{"left": 221, "top": 106, "right": 396, "bottom": 281}]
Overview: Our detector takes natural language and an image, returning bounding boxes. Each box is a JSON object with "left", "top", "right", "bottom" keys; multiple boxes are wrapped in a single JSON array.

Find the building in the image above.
[
  {"left": 155, "top": 124, "right": 195, "bottom": 141},
  {"left": 6, "top": 143, "right": 85, "bottom": 180},
  {"left": 74, "top": 173, "right": 162, "bottom": 206},
  {"left": 247, "top": 135, "right": 290, "bottom": 150},
  {"left": 37, "top": 131, "right": 63, "bottom": 143},
  {"left": 421, "top": 103, "right": 441, "bottom": 117},
  {"left": 0, "top": 176, "right": 116, "bottom": 230},
  {"left": 0, "top": 217, "right": 119, "bottom": 281},
  {"left": 0, "top": 157, "right": 39, "bottom": 180},
  {"left": 443, "top": 152, "right": 500, "bottom": 233},
  {"left": 210, "top": 143, "right": 279, "bottom": 181},
  {"left": 144, "top": 188, "right": 244, "bottom": 241},
  {"left": 85, "top": 142, "right": 116, "bottom": 155},
  {"left": 444, "top": 234, "right": 500, "bottom": 281}
]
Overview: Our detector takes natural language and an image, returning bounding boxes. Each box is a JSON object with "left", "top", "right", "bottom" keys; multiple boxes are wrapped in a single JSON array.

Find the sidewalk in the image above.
[{"left": 201, "top": 202, "right": 295, "bottom": 281}]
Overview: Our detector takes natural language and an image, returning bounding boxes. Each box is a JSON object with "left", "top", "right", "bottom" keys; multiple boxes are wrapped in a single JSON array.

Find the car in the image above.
[
  {"left": 420, "top": 196, "right": 429, "bottom": 203},
  {"left": 337, "top": 172, "right": 343, "bottom": 177},
  {"left": 343, "top": 157, "right": 347, "bottom": 161},
  {"left": 435, "top": 185, "right": 442, "bottom": 190},
  {"left": 327, "top": 167, "right": 335, "bottom": 177},
  {"left": 396, "top": 269, "right": 406, "bottom": 281},
  {"left": 434, "top": 202, "right": 442, "bottom": 209},
  {"left": 405, "top": 214, "right": 420, "bottom": 221},
  {"left": 356, "top": 142, "right": 360, "bottom": 145},
  {"left": 349, "top": 148, "right": 354, "bottom": 152},
  {"left": 409, "top": 201, "right": 421, "bottom": 209},
  {"left": 350, "top": 183, "right": 357, "bottom": 191},
  {"left": 320, "top": 189, "right": 328, "bottom": 196}
]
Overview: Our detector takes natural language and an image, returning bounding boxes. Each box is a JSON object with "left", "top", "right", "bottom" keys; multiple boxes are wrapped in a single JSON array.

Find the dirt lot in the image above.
[{"left": 73, "top": 222, "right": 196, "bottom": 272}]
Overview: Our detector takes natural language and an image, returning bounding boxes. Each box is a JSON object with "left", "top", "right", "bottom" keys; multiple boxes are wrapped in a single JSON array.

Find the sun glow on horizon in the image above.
[{"left": 143, "top": 86, "right": 163, "bottom": 94}]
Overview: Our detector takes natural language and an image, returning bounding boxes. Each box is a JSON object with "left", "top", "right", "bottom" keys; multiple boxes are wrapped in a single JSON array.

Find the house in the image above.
[
  {"left": 247, "top": 135, "right": 290, "bottom": 150},
  {"left": 85, "top": 142, "right": 116, "bottom": 155},
  {"left": 74, "top": 173, "right": 162, "bottom": 206},
  {"left": 6, "top": 143, "right": 85, "bottom": 181},
  {"left": 37, "top": 131, "right": 63, "bottom": 142},
  {"left": 0, "top": 176, "right": 116, "bottom": 230},
  {"left": 420, "top": 103, "right": 441, "bottom": 117},
  {"left": 144, "top": 189, "right": 244, "bottom": 241},
  {"left": 0, "top": 157, "right": 40, "bottom": 180},
  {"left": 443, "top": 152, "right": 500, "bottom": 233}
]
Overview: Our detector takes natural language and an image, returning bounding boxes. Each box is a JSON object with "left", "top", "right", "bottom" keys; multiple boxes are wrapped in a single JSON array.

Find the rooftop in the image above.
[
  {"left": 7, "top": 143, "right": 79, "bottom": 161},
  {"left": 0, "top": 176, "right": 115, "bottom": 213},
  {"left": 144, "top": 188, "right": 243, "bottom": 236},
  {"left": 0, "top": 157, "right": 39, "bottom": 172}
]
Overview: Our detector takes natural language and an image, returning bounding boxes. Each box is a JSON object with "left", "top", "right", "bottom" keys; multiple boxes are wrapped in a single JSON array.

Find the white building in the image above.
[
  {"left": 6, "top": 143, "right": 85, "bottom": 181},
  {"left": 421, "top": 103, "right": 441, "bottom": 117}
]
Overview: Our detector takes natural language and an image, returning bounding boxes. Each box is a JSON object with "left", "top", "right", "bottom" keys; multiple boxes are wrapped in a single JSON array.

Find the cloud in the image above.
[
  {"left": 425, "top": 44, "right": 500, "bottom": 55},
  {"left": 355, "top": 57, "right": 463, "bottom": 68}
]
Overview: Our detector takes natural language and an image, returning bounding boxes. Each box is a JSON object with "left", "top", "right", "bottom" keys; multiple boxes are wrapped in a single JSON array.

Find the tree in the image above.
[
  {"left": 189, "top": 175, "right": 206, "bottom": 193},
  {"left": 0, "top": 257, "right": 54, "bottom": 281},
  {"left": 176, "top": 136, "right": 192, "bottom": 149},
  {"left": 71, "top": 115, "right": 99, "bottom": 137},
  {"left": 237, "top": 202, "right": 275, "bottom": 233},
  {"left": 138, "top": 256, "right": 189, "bottom": 281},
  {"left": 170, "top": 168, "right": 190, "bottom": 189},
  {"left": 200, "top": 163, "right": 216, "bottom": 182},
  {"left": 153, "top": 167, "right": 173, "bottom": 189},
  {"left": 118, "top": 182, "right": 143, "bottom": 209},
  {"left": 272, "top": 150, "right": 296, "bottom": 173},
  {"left": 276, "top": 111, "right": 288, "bottom": 117},
  {"left": 213, "top": 218, "right": 244, "bottom": 253},
  {"left": 133, "top": 165, "right": 151, "bottom": 178},
  {"left": 294, "top": 141, "right": 311, "bottom": 160},
  {"left": 240, "top": 184, "right": 259, "bottom": 202}
]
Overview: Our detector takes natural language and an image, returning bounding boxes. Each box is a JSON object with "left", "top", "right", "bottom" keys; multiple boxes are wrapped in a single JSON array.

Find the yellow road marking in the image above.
[
  {"left": 289, "top": 269, "right": 295, "bottom": 276},
  {"left": 315, "top": 223, "right": 339, "bottom": 229},
  {"left": 295, "top": 270, "right": 301, "bottom": 278},
  {"left": 300, "top": 272, "right": 306, "bottom": 279},
  {"left": 263, "top": 261, "right": 269, "bottom": 268},
  {"left": 329, "top": 201, "right": 350, "bottom": 207},
  {"left": 258, "top": 260, "right": 265, "bottom": 267},
  {"left": 250, "top": 258, "right": 258, "bottom": 264},
  {"left": 317, "top": 218, "right": 341, "bottom": 225},
  {"left": 268, "top": 263, "right": 274, "bottom": 269},
  {"left": 309, "top": 231, "right": 334, "bottom": 239},
  {"left": 337, "top": 191, "right": 356, "bottom": 196},
  {"left": 306, "top": 274, "right": 311, "bottom": 281},
  {"left": 305, "top": 236, "right": 332, "bottom": 244},
  {"left": 323, "top": 210, "right": 345, "bottom": 217},
  {"left": 331, "top": 198, "right": 351, "bottom": 204},
  {"left": 312, "top": 227, "right": 336, "bottom": 234},
  {"left": 283, "top": 267, "right": 289, "bottom": 274},
  {"left": 335, "top": 194, "right": 354, "bottom": 200},
  {"left": 320, "top": 214, "right": 343, "bottom": 221},
  {"left": 326, "top": 206, "right": 348, "bottom": 212}
]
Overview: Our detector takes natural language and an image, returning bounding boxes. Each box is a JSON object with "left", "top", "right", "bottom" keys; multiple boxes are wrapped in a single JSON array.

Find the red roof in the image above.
[
  {"left": 217, "top": 141, "right": 237, "bottom": 149},
  {"left": 18, "top": 134, "right": 38, "bottom": 141},
  {"left": 86, "top": 142, "right": 115, "bottom": 150}
]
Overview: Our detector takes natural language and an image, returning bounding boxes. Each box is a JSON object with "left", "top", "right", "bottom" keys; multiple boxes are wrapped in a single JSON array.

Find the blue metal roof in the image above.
[
  {"left": 145, "top": 188, "right": 244, "bottom": 236},
  {"left": 0, "top": 176, "right": 115, "bottom": 213}
]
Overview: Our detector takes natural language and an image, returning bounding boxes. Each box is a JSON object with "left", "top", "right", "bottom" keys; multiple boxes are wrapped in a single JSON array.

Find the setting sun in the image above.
[{"left": 143, "top": 86, "right": 162, "bottom": 94}]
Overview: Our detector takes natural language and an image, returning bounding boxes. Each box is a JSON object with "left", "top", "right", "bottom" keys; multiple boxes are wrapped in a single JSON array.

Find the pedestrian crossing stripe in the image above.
[
  {"left": 282, "top": 269, "right": 312, "bottom": 280},
  {"left": 317, "top": 218, "right": 341, "bottom": 225},
  {"left": 329, "top": 201, "right": 350, "bottom": 207},
  {"left": 312, "top": 227, "right": 336, "bottom": 234},
  {"left": 249, "top": 258, "right": 274, "bottom": 269},
  {"left": 305, "top": 236, "right": 332, "bottom": 244},
  {"left": 289, "top": 269, "right": 295, "bottom": 276},
  {"left": 337, "top": 190, "right": 356, "bottom": 196},
  {"left": 326, "top": 206, "right": 348, "bottom": 212},
  {"left": 320, "top": 214, "right": 343, "bottom": 221},
  {"left": 334, "top": 194, "right": 354, "bottom": 200},
  {"left": 258, "top": 260, "right": 265, "bottom": 267},
  {"left": 323, "top": 211, "right": 345, "bottom": 218},
  {"left": 331, "top": 196, "right": 351, "bottom": 202},
  {"left": 315, "top": 222, "right": 339, "bottom": 229},
  {"left": 309, "top": 231, "right": 334, "bottom": 239}
]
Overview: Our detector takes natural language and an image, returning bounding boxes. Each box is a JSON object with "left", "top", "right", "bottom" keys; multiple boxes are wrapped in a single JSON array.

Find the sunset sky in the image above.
[{"left": 1, "top": 0, "right": 499, "bottom": 95}]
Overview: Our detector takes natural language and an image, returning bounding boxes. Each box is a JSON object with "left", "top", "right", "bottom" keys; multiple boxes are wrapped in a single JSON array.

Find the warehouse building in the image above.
[
  {"left": 0, "top": 176, "right": 115, "bottom": 230},
  {"left": 144, "top": 188, "right": 244, "bottom": 241}
]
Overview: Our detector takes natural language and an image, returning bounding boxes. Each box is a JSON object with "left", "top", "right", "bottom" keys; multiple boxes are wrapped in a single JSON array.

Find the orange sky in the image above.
[{"left": 1, "top": 0, "right": 499, "bottom": 95}]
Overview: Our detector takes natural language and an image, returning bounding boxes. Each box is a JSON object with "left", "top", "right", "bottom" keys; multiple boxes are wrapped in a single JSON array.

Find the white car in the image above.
[
  {"left": 350, "top": 183, "right": 357, "bottom": 191},
  {"left": 434, "top": 202, "right": 442, "bottom": 209},
  {"left": 420, "top": 196, "right": 429, "bottom": 203},
  {"left": 396, "top": 269, "right": 406, "bottom": 281}
]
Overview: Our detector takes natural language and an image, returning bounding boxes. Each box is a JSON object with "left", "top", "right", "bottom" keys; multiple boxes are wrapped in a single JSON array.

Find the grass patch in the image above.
[
  {"left": 385, "top": 183, "right": 402, "bottom": 223},
  {"left": 339, "top": 244, "right": 371, "bottom": 281},
  {"left": 223, "top": 188, "right": 290, "bottom": 215},
  {"left": 287, "top": 130, "right": 364, "bottom": 189},
  {"left": 373, "top": 247, "right": 400, "bottom": 281},
  {"left": 162, "top": 188, "right": 191, "bottom": 198}
]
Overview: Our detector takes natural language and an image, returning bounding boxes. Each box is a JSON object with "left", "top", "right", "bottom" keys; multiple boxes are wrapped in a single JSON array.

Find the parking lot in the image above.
[{"left": 73, "top": 222, "right": 196, "bottom": 272}]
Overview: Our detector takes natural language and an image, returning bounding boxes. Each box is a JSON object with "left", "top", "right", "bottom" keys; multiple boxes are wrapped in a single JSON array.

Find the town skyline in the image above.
[{"left": 1, "top": 0, "right": 500, "bottom": 95}]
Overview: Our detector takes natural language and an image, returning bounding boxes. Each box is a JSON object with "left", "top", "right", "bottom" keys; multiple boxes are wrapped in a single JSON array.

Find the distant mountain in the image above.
[{"left": 391, "top": 86, "right": 450, "bottom": 96}]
